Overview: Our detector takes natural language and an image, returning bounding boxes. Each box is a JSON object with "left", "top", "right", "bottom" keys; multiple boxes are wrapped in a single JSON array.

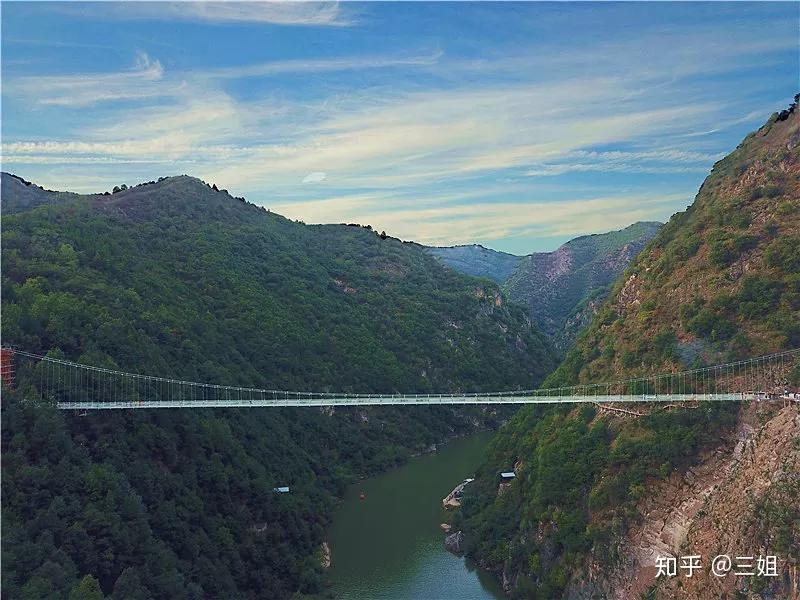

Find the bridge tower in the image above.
[{"left": 0, "top": 348, "right": 15, "bottom": 389}]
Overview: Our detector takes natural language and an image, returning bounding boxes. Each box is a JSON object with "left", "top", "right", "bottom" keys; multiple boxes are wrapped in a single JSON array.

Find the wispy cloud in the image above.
[
  {"left": 199, "top": 80, "right": 719, "bottom": 193},
  {"left": 10, "top": 52, "right": 167, "bottom": 107},
  {"left": 2, "top": 2, "right": 796, "bottom": 252},
  {"left": 8, "top": 50, "right": 442, "bottom": 108},
  {"left": 169, "top": 2, "right": 354, "bottom": 26},
  {"left": 523, "top": 149, "right": 725, "bottom": 177},
  {"left": 273, "top": 191, "right": 692, "bottom": 246},
  {"left": 55, "top": 2, "right": 355, "bottom": 27},
  {"left": 200, "top": 51, "right": 442, "bottom": 80},
  {"left": 0, "top": 69, "right": 758, "bottom": 201},
  {"left": 678, "top": 110, "right": 770, "bottom": 138}
]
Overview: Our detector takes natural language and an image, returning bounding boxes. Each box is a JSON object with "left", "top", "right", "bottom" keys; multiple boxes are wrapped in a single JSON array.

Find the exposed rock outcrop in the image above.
[
  {"left": 566, "top": 403, "right": 799, "bottom": 600},
  {"left": 444, "top": 530, "right": 465, "bottom": 554},
  {"left": 320, "top": 542, "right": 331, "bottom": 569}
]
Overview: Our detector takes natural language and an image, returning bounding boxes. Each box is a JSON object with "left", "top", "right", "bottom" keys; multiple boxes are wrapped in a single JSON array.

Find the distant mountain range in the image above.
[
  {"left": 427, "top": 221, "right": 663, "bottom": 350},
  {"left": 425, "top": 244, "right": 523, "bottom": 284}
]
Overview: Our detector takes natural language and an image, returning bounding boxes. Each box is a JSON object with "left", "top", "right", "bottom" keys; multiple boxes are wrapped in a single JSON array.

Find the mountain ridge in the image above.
[{"left": 427, "top": 221, "right": 663, "bottom": 350}]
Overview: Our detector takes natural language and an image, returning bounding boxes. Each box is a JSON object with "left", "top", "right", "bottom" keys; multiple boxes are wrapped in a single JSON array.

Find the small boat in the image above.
[{"left": 359, "top": 492, "right": 366, "bottom": 500}]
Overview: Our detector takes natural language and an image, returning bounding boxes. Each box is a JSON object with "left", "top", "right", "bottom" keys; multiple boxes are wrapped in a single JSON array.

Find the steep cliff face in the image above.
[
  {"left": 428, "top": 222, "right": 662, "bottom": 351},
  {"left": 456, "top": 100, "right": 800, "bottom": 599},
  {"left": 642, "top": 404, "right": 798, "bottom": 600},
  {"left": 570, "top": 403, "right": 799, "bottom": 600}
]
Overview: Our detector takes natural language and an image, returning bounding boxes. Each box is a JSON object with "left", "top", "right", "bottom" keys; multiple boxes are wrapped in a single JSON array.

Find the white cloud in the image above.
[{"left": 302, "top": 172, "right": 327, "bottom": 184}]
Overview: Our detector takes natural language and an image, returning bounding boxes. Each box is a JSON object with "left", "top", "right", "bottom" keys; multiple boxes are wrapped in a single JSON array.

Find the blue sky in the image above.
[{"left": 2, "top": 2, "right": 797, "bottom": 253}]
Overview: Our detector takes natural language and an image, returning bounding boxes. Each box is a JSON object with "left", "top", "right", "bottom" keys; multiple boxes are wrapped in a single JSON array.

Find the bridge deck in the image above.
[
  {"left": 8, "top": 347, "right": 795, "bottom": 410},
  {"left": 57, "top": 392, "right": 763, "bottom": 409}
]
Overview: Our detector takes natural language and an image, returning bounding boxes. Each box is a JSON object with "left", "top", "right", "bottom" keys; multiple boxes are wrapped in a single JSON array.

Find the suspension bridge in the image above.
[{"left": 2, "top": 348, "right": 798, "bottom": 410}]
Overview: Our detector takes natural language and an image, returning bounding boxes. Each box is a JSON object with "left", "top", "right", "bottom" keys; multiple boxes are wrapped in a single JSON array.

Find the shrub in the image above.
[
  {"left": 731, "top": 214, "right": 751, "bottom": 229},
  {"left": 708, "top": 232, "right": 735, "bottom": 267},
  {"left": 765, "top": 222, "right": 779, "bottom": 237},
  {"left": 708, "top": 231, "right": 758, "bottom": 267},
  {"left": 620, "top": 351, "right": 638, "bottom": 368},
  {"left": 737, "top": 275, "right": 784, "bottom": 319},
  {"left": 790, "top": 364, "right": 800, "bottom": 386},
  {"left": 686, "top": 308, "right": 735, "bottom": 341},
  {"left": 784, "top": 323, "right": 800, "bottom": 347},
  {"left": 679, "top": 297, "right": 705, "bottom": 323},
  {"left": 765, "top": 236, "right": 800, "bottom": 273}
]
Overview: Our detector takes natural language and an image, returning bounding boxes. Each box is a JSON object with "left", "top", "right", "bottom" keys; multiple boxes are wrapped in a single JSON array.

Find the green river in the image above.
[{"left": 327, "top": 432, "right": 505, "bottom": 599}]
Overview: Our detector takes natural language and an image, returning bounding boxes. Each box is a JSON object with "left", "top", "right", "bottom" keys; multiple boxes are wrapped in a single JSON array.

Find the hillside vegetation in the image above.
[
  {"left": 1, "top": 173, "right": 557, "bottom": 599},
  {"left": 455, "top": 101, "right": 800, "bottom": 599}
]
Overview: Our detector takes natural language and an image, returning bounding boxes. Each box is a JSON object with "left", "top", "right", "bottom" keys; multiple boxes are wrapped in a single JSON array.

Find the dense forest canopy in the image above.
[{"left": 1, "top": 173, "right": 557, "bottom": 599}]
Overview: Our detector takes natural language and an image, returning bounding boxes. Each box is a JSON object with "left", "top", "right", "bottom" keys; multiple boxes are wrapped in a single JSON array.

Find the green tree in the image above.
[
  {"left": 69, "top": 575, "right": 104, "bottom": 600},
  {"left": 111, "top": 568, "right": 149, "bottom": 600}
]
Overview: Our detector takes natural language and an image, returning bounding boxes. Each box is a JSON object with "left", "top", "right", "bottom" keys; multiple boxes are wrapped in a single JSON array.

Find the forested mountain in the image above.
[
  {"left": 453, "top": 101, "right": 800, "bottom": 598},
  {"left": 1, "top": 173, "right": 557, "bottom": 599},
  {"left": 428, "top": 222, "right": 661, "bottom": 351}
]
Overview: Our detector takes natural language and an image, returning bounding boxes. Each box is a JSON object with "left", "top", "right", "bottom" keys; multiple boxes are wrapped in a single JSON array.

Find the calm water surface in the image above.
[{"left": 327, "top": 432, "right": 505, "bottom": 600}]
